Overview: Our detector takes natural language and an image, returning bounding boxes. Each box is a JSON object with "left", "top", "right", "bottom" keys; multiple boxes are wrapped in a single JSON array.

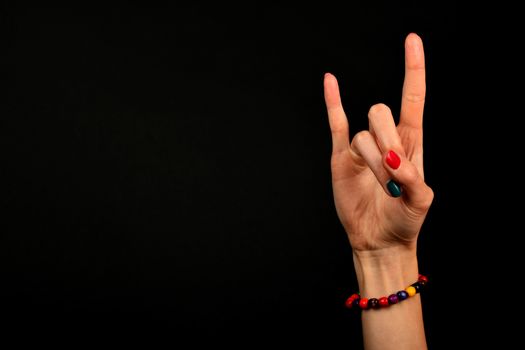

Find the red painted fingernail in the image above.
[{"left": 386, "top": 150, "right": 401, "bottom": 169}]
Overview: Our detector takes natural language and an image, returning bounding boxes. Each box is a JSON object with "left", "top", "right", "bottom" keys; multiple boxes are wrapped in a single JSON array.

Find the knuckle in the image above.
[
  {"left": 403, "top": 91, "right": 426, "bottom": 103},
  {"left": 331, "top": 120, "right": 348, "bottom": 134},
  {"left": 352, "top": 130, "right": 371, "bottom": 145},
  {"left": 406, "top": 184, "right": 434, "bottom": 215},
  {"left": 420, "top": 186, "right": 434, "bottom": 209}
]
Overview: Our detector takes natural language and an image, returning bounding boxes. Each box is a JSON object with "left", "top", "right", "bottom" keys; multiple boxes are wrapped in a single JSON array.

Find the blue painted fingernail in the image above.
[{"left": 387, "top": 180, "right": 402, "bottom": 197}]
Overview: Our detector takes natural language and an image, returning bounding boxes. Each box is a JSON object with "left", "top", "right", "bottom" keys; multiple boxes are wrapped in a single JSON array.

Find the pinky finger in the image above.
[{"left": 324, "top": 73, "right": 350, "bottom": 154}]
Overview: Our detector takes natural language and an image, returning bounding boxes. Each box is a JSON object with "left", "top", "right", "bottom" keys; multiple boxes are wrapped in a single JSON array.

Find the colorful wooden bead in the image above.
[
  {"left": 345, "top": 293, "right": 360, "bottom": 308},
  {"left": 405, "top": 286, "right": 417, "bottom": 297},
  {"left": 387, "top": 294, "right": 399, "bottom": 304},
  {"left": 378, "top": 297, "right": 389, "bottom": 307},
  {"left": 359, "top": 298, "right": 369, "bottom": 310},
  {"left": 397, "top": 290, "right": 409, "bottom": 301},
  {"left": 352, "top": 298, "right": 361, "bottom": 308},
  {"left": 411, "top": 282, "right": 422, "bottom": 293},
  {"left": 368, "top": 298, "right": 379, "bottom": 309}
]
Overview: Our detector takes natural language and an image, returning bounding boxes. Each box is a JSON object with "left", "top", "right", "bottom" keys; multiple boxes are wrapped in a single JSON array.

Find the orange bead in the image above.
[{"left": 405, "top": 286, "right": 417, "bottom": 297}]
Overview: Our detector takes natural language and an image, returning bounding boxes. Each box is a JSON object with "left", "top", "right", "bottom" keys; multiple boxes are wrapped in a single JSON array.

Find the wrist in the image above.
[{"left": 353, "top": 245, "right": 419, "bottom": 297}]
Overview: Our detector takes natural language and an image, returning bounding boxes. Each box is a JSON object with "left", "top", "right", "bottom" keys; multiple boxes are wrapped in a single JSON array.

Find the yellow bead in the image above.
[{"left": 405, "top": 286, "right": 417, "bottom": 297}]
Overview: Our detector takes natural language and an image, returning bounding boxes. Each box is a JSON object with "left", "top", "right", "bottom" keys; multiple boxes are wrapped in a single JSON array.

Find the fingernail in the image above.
[
  {"left": 387, "top": 180, "right": 402, "bottom": 197},
  {"left": 386, "top": 150, "right": 401, "bottom": 169}
]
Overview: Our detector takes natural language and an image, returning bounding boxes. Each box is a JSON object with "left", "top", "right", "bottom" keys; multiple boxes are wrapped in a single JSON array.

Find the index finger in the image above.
[{"left": 399, "top": 33, "right": 426, "bottom": 129}]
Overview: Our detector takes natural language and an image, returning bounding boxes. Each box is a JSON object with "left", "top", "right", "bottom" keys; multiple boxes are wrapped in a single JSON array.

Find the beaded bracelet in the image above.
[{"left": 345, "top": 274, "right": 428, "bottom": 310}]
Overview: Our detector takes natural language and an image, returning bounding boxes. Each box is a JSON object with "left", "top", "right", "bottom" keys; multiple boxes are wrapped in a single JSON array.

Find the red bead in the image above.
[
  {"left": 344, "top": 298, "right": 353, "bottom": 308},
  {"left": 418, "top": 275, "right": 428, "bottom": 283},
  {"left": 359, "top": 298, "right": 369, "bottom": 310},
  {"left": 378, "top": 297, "right": 389, "bottom": 307},
  {"left": 345, "top": 293, "right": 360, "bottom": 308}
]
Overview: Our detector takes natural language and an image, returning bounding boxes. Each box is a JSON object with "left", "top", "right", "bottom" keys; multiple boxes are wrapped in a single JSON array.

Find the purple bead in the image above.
[
  {"left": 397, "top": 290, "right": 409, "bottom": 301},
  {"left": 388, "top": 294, "right": 399, "bottom": 305}
]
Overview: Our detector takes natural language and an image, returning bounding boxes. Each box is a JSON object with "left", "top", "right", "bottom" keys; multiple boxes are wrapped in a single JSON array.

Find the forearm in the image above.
[{"left": 353, "top": 246, "right": 427, "bottom": 350}]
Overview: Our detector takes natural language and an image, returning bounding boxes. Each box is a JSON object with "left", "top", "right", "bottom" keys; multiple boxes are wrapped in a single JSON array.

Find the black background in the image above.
[{"left": 3, "top": 3, "right": 459, "bottom": 347}]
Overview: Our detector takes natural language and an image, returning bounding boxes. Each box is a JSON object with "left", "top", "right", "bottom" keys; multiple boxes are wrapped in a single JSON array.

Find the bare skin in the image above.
[{"left": 324, "top": 33, "right": 433, "bottom": 350}]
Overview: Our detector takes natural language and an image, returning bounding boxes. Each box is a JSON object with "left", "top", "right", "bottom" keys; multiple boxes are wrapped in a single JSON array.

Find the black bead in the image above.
[
  {"left": 418, "top": 280, "right": 427, "bottom": 287},
  {"left": 352, "top": 298, "right": 361, "bottom": 308},
  {"left": 411, "top": 282, "right": 422, "bottom": 293},
  {"left": 368, "top": 298, "right": 379, "bottom": 309}
]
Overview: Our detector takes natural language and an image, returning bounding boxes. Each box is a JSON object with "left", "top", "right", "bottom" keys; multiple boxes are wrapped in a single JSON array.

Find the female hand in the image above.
[
  {"left": 325, "top": 33, "right": 433, "bottom": 350},
  {"left": 323, "top": 33, "right": 434, "bottom": 255}
]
